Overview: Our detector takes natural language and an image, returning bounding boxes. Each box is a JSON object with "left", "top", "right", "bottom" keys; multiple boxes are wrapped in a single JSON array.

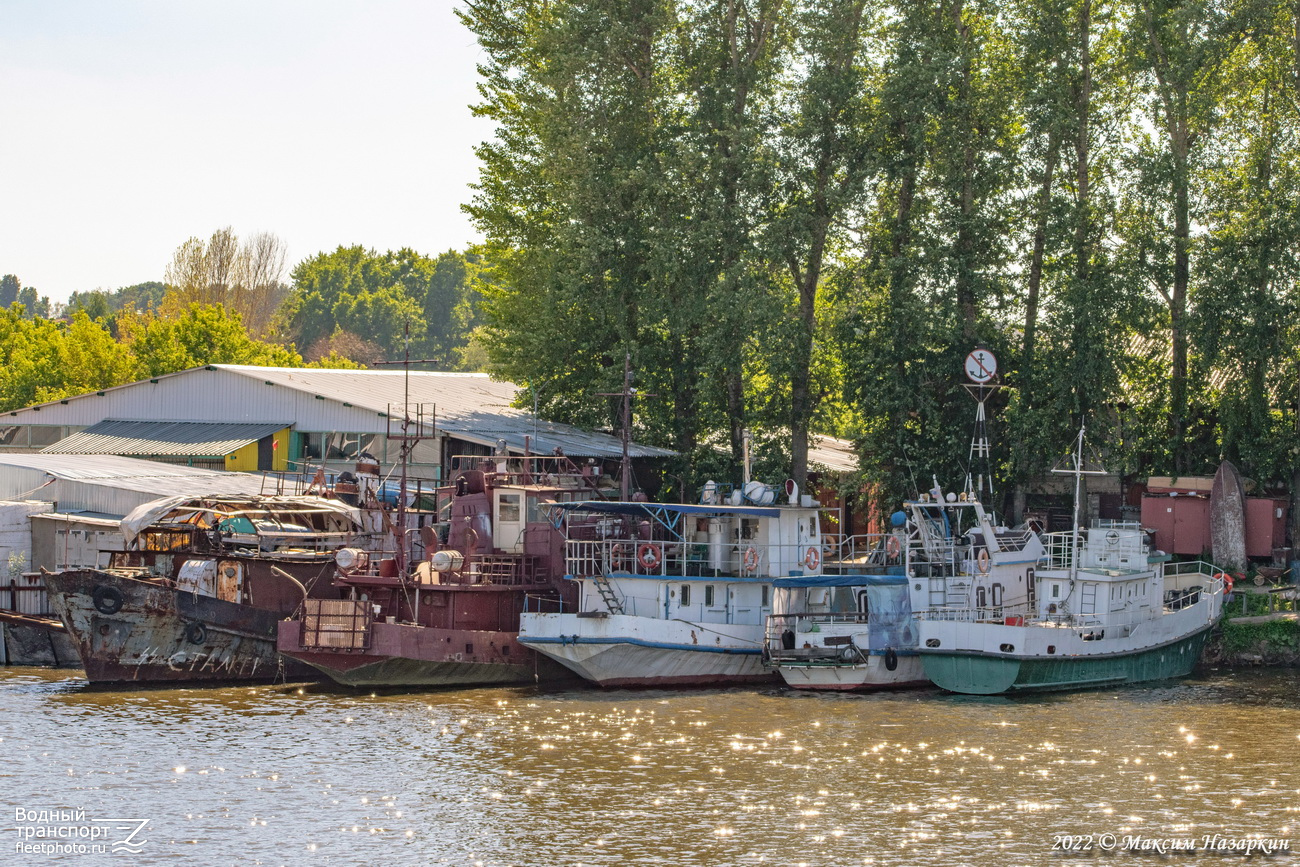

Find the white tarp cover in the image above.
[{"left": 120, "top": 495, "right": 362, "bottom": 548}]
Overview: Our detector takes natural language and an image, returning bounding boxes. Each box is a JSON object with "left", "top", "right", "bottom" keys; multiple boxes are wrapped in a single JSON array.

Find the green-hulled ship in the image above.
[{"left": 917, "top": 429, "right": 1227, "bottom": 695}]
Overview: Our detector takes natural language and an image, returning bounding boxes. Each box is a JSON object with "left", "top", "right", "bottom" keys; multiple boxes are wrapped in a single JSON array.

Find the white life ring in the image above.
[
  {"left": 638, "top": 543, "right": 662, "bottom": 570},
  {"left": 804, "top": 546, "right": 821, "bottom": 570},
  {"left": 885, "top": 535, "right": 902, "bottom": 559},
  {"left": 742, "top": 546, "right": 759, "bottom": 572},
  {"left": 977, "top": 548, "right": 990, "bottom": 574}
]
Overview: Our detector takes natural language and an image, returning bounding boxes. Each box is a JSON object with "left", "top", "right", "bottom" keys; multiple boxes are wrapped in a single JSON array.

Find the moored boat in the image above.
[
  {"left": 765, "top": 573, "right": 925, "bottom": 691},
  {"left": 44, "top": 494, "right": 371, "bottom": 684},
  {"left": 517, "top": 481, "right": 829, "bottom": 687},
  {"left": 916, "top": 429, "right": 1228, "bottom": 694},
  {"left": 275, "top": 456, "right": 588, "bottom": 687}
]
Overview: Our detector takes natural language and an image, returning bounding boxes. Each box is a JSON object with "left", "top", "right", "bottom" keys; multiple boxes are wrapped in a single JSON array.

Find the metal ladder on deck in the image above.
[{"left": 592, "top": 574, "right": 625, "bottom": 615}]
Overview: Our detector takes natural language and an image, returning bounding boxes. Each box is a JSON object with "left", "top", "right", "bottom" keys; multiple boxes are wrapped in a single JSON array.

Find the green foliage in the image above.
[
  {"left": 0, "top": 311, "right": 135, "bottom": 409},
  {"left": 121, "top": 304, "right": 303, "bottom": 378},
  {"left": 280, "top": 246, "right": 484, "bottom": 366},
  {"left": 457, "top": 0, "right": 1300, "bottom": 514},
  {"left": 68, "top": 282, "right": 167, "bottom": 323},
  {"left": 1220, "top": 617, "right": 1300, "bottom": 655}
]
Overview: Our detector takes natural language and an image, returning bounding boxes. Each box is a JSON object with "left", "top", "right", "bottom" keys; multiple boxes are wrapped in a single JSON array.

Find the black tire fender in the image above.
[
  {"left": 185, "top": 622, "right": 207, "bottom": 645},
  {"left": 884, "top": 647, "right": 898, "bottom": 671},
  {"left": 92, "top": 585, "right": 124, "bottom": 615}
]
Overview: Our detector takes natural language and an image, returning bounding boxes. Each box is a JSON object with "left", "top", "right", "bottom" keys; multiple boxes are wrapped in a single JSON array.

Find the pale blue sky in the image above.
[{"left": 0, "top": 1, "right": 488, "bottom": 302}]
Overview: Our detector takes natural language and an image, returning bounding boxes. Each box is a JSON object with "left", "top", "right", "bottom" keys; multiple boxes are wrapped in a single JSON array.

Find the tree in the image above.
[
  {"left": 121, "top": 304, "right": 303, "bottom": 378},
  {"left": 165, "top": 228, "right": 290, "bottom": 335},
  {"left": 0, "top": 275, "right": 19, "bottom": 308},
  {"left": 280, "top": 246, "right": 455, "bottom": 360}
]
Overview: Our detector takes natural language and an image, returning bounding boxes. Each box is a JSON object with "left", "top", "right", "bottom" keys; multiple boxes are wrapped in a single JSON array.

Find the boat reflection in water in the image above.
[{"left": 5, "top": 666, "right": 1300, "bottom": 866}]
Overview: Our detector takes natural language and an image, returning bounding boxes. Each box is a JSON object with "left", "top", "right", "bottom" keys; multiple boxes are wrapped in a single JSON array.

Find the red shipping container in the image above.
[{"left": 1141, "top": 495, "right": 1211, "bottom": 556}]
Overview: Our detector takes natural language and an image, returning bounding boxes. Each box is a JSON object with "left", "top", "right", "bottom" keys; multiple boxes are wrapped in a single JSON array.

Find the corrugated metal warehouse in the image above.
[{"left": 0, "top": 365, "right": 675, "bottom": 479}]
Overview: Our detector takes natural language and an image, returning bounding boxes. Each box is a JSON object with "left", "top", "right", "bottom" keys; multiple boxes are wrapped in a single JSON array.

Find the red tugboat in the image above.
[{"left": 276, "top": 455, "right": 595, "bottom": 687}]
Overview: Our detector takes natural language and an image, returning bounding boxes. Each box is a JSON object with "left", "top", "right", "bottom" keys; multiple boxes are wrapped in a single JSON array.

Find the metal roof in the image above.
[
  {"left": 4, "top": 365, "right": 674, "bottom": 460},
  {"left": 0, "top": 454, "right": 303, "bottom": 503},
  {"left": 41, "top": 420, "right": 288, "bottom": 457},
  {"left": 808, "top": 434, "right": 858, "bottom": 473},
  {"left": 215, "top": 366, "right": 675, "bottom": 459}
]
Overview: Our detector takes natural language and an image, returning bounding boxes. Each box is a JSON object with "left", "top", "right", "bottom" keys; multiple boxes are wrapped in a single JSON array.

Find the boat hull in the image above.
[
  {"left": 921, "top": 624, "right": 1214, "bottom": 695},
  {"left": 775, "top": 652, "right": 927, "bottom": 691},
  {"left": 45, "top": 569, "right": 313, "bottom": 684},
  {"left": 277, "top": 619, "right": 573, "bottom": 688},
  {"left": 520, "top": 613, "right": 776, "bottom": 687}
]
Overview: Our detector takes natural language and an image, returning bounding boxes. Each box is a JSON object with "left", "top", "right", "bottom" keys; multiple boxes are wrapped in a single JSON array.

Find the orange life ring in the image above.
[
  {"left": 742, "top": 546, "right": 759, "bottom": 572},
  {"left": 638, "top": 543, "right": 662, "bottom": 570},
  {"left": 804, "top": 546, "right": 821, "bottom": 570},
  {"left": 885, "top": 535, "right": 902, "bottom": 559},
  {"left": 977, "top": 548, "right": 990, "bottom": 574},
  {"left": 1216, "top": 572, "right": 1234, "bottom": 594}
]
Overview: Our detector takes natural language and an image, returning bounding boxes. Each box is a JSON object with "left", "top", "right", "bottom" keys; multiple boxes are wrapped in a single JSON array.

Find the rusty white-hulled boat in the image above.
[
  {"left": 44, "top": 493, "right": 375, "bottom": 684},
  {"left": 276, "top": 456, "right": 594, "bottom": 688},
  {"left": 517, "top": 481, "right": 830, "bottom": 687}
]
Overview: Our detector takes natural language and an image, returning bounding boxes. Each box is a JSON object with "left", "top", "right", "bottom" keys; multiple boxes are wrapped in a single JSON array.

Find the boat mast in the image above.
[{"left": 1068, "top": 425, "right": 1085, "bottom": 584}]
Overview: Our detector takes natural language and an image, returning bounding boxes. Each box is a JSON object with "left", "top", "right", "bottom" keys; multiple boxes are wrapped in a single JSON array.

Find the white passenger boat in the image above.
[
  {"left": 916, "top": 430, "right": 1228, "bottom": 694},
  {"left": 764, "top": 573, "right": 925, "bottom": 690},
  {"left": 518, "top": 483, "right": 827, "bottom": 686}
]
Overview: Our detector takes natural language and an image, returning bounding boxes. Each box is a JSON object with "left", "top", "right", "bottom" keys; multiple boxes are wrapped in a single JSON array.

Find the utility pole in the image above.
[{"left": 596, "top": 353, "right": 654, "bottom": 501}]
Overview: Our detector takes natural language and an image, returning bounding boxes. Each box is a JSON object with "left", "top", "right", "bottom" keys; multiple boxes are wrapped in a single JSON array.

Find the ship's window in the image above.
[
  {"left": 857, "top": 591, "right": 871, "bottom": 615},
  {"left": 498, "top": 492, "right": 521, "bottom": 522},
  {"left": 680, "top": 584, "right": 690, "bottom": 606},
  {"left": 704, "top": 585, "right": 715, "bottom": 606},
  {"left": 526, "top": 495, "right": 542, "bottom": 523},
  {"left": 1052, "top": 584, "right": 1060, "bottom": 599},
  {"left": 761, "top": 585, "right": 769, "bottom": 606}
]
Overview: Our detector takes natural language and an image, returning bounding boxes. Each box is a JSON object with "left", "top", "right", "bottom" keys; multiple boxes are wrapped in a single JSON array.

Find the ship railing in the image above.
[
  {"left": 1164, "top": 560, "right": 1221, "bottom": 604},
  {"left": 821, "top": 533, "right": 905, "bottom": 569},
  {"left": 448, "top": 454, "right": 606, "bottom": 490},
  {"left": 763, "top": 612, "right": 875, "bottom": 661},
  {"left": 993, "top": 528, "right": 1038, "bottom": 553},
  {"left": 459, "top": 554, "right": 547, "bottom": 586},
  {"left": 915, "top": 602, "right": 1036, "bottom": 624},
  {"left": 1039, "top": 531, "right": 1079, "bottom": 569},
  {"left": 521, "top": 592, "right": 569, "bottom": 613},
  {"left": 563, "top": 538, "right": 826, "bottom": 579}
]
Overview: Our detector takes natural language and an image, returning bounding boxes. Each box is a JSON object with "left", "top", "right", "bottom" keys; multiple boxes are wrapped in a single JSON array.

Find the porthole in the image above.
[
  {"left": 999, "top": 643, "right": 1015, "bottom": 653},
  {"left": 925, "top": 638, "right": 941, "bottom": 648},
  {"left": 1046, "top": 645, "right": 1056, "bottom": 655}
]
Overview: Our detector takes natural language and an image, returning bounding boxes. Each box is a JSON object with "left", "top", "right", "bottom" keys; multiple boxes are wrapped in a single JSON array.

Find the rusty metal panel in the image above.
[
  {"left": 1142, "top": 495, "right": 1210, "bottom": 556},
  {"left": 216, "top": 561, "right": 244, "bottom": 603},
  {"left": 1245, "top": 498, "right": 1287, "bottom": 559},
  {"left": 302, "top": 599, "right": 371, "bottom": 650}
]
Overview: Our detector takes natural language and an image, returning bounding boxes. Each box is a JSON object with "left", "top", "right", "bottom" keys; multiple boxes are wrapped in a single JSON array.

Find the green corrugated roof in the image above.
[{"left": 41, "top": 419, "right": 288, "bottom": 457}]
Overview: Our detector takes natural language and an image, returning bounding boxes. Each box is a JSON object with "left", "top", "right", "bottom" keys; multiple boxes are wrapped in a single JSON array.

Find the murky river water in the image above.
[{"left": 3, "top": 667, "right": 1299, "bottom": 866}]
